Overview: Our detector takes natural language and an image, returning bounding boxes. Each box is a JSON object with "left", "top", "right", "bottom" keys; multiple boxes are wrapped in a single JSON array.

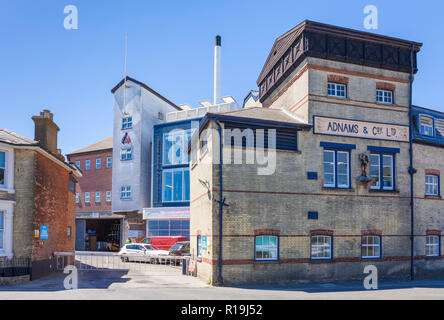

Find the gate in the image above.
[{"left": 54, "top": 252, "right": 194, "bottom": 276}]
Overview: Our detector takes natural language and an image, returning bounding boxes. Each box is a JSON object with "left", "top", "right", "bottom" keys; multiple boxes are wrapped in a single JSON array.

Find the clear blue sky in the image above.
[{"left": 1, "top": 0, "right": 443, "bottom": 154}]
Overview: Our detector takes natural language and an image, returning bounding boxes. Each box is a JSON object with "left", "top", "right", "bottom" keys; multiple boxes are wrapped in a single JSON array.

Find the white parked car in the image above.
[{"left": 118, "top": 243, "right": 169, "bottom": 263}]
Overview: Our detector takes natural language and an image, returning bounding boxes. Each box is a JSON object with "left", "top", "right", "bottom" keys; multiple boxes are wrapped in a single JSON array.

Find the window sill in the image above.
[
  {"left": 375, "top": 102, "right": 396, "bottom": 107},
  {"left": 254, "top": 260, "right": 280, "bottom": 264},
  {"left": 369, "top": 189, "right": 399, "bottom": 193},
  {"left": 361, "top": 257, "right": 382, "bottom": 262},
  {"left": 0, "top": 187, "right": 15, "bottom": 194},
  {"left": 425, "top": 256, "right": 442, "bottom": 260},
  {"left": 310, "top": 259, "right": 334, "bottom": 264},
  {"left": 322, "top": 187, "right": 354, "bottom": 192},
  {"left": 425, "top": 195, "right": 441, "bottom": 199},
  {"left": 326, "top": 95, "right": 348, "bottom": 101}
]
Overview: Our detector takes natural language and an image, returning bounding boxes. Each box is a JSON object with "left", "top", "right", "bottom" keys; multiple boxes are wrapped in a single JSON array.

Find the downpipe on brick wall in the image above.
[
  {"left": 409, "top": 45, "right": 416, "bottom": 281},
  {"left": 215, "top": 119, "right": 223, "bottom": 286}
]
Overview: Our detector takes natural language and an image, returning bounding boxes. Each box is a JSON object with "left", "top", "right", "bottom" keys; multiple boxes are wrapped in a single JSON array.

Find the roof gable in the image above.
[{"left": 111, "top": 76, "right": 181, "bottom": 111}]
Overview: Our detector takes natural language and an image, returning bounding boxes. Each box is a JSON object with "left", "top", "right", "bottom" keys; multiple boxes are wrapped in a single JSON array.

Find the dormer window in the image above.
[
  {"left": 122, "top": 116, "right": 133, "bottom": 130},
  {"left": 420, "top": 116, "right": 434, "bottom": 137}
]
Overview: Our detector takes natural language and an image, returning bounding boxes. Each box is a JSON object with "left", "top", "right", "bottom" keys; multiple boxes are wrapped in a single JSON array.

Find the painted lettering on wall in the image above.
[{"left": 314, "top": 116, "right": 409, "bottom": 142}]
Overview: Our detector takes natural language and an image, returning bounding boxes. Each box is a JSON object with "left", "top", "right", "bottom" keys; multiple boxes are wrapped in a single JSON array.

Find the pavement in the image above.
[{"left": 1, "top": 269, "right": 444, "bottom": 299}]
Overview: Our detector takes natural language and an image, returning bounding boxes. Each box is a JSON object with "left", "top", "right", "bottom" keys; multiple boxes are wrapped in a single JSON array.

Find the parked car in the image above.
[
  {"left": 169, "top": 241, "right": 190, "bottom": 256},
  {"left": 118, "top": 243, "right": 148, "bottom": 262},
  {"left": 142, "top": 244, "right": 169, "bottom": 262},
  {"left": 140, "top": 236, "right": 188, "bottom": 251}
]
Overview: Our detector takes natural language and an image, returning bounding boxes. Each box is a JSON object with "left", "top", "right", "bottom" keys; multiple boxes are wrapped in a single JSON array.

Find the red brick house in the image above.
[
  {"left": 0, "top": 110, "right": 81, "bottom": 282},
  {"left": 67, "top": 138, "right": 122, "bottom": 251}
]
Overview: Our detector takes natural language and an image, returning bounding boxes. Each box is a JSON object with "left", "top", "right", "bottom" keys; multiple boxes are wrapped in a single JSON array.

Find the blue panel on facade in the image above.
[
  {"left": 320, "top": 142, "right": 356, "bottom": 150},
  {"left": 152, "top": 119, "right": 201, "bottom": 208},
  {"left": 308, "top": 211, "right": 318, "bottom": 220},
  {"left": 367, "top": 146, "right": 400, "bottom": 153},
  {"left": 307, "top": 172, "right": 318, "bottom": 180}
]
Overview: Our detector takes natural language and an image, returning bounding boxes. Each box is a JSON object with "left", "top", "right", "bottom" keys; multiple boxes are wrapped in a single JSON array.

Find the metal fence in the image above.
[
  {"left": 54, "top": 252, "right": 193, "bottom": 275},
  {"left": 0, "top": 257, "right": 31, "bottom": 277}
]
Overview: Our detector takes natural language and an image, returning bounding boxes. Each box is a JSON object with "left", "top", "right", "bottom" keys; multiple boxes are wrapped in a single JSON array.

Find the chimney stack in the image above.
[
  {"left": 213, "top": 35, "right": 221, "bottom": 105},
  {"left": 32, "top": 109, "right": 60, "bottom": 155}
]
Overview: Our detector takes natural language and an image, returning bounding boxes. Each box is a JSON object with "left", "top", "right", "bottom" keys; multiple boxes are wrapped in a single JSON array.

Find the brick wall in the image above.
[
  {"left": 12, "top": 149, "right": 36, "bottom": 259},
  {"left": 32, "top": 152, "right": 75, "bottom": 278},
  {"left": 190, "top": 59, "right": 428, "bottom": 285},
  {"left": 67, "top": 149, "right": 112, "bottom": 213}
]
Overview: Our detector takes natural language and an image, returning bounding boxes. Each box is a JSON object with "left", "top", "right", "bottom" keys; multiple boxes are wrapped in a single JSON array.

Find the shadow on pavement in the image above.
[
  {"left": 229, "top": 279, "right": 444, "bottom": 293},
  {"left": 0, "top": 270, "right": 131, "bottom": 292}
]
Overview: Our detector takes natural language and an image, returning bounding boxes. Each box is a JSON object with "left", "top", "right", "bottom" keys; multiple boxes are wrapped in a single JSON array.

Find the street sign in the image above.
[
  {"left": 40, "top": 225, "right": 49, "bottom": 239},
  {"left": 202, "top": 236, "right": 207, "bottom": 251}
]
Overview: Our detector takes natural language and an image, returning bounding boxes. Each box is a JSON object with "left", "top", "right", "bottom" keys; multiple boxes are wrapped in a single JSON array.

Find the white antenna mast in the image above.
[{"left": 123, "top": 32, "right": 128, "bottom": 108}]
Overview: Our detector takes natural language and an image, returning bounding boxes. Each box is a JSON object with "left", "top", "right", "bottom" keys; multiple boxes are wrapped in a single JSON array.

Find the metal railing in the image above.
[
  {"left": 54, "top": 252, "right": 192, "bottom": 275},
  {"left": 0, "top": 257, "right": 31, "bottom": 277}
]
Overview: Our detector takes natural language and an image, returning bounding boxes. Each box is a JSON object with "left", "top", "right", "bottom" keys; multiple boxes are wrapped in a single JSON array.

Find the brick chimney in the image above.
[{"left": 32, "top": 109, "right": 60, "bottom": 155}]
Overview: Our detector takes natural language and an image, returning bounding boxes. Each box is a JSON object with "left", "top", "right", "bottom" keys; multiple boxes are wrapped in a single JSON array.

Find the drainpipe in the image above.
[
  {"left": 408, "top": 45, "right": 415, "bottom": 281},
  {"left": 214, "top": 118, "right": 223, "bottom": 286}
]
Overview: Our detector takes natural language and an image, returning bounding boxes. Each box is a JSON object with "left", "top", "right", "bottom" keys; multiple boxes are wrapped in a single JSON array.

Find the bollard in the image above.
[{"left": 182, "top": 258, "right": 187, "bottom": 275}]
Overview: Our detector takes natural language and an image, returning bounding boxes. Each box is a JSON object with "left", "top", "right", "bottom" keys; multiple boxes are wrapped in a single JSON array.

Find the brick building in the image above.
[
  {"left": 66, "top": 138, "right": 121, "bottom": 251},
  {"left": 0, "top": 110, "right": 81, "bottom": 281},
  {"left": 188, "top": 21, "right": 444, "bottom": 285}
]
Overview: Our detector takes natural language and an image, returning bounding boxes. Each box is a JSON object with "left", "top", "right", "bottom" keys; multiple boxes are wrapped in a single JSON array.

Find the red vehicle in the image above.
[{"left": 139, "top": 236, "right": 188, "bottom": 251}]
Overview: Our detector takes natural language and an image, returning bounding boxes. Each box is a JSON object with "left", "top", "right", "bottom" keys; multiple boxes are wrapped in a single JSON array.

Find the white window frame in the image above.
[
  {"left": 120, "top": 147, "right": 132, "bottom": 161},
  {"left": 425, "top": 174, "right": 439, "bottom": 196},
  {"left": 327, "top": 82, "right": 347, "bottom": 98},
  {"left": 162, "top": 168, "right": 190, "bottom": 203},
  {"left": 75, "top": 193, "right": 79, "bottom": 204},
  {"left": 85, "top": 160, "right": 90, "bottom": 171},
  {"left": 420, "top": 115, "right": 434, "bottom": 137},
  {"left": 95, "top": 191, "right": 100, "bottom": 203},
  {"left": 311, "top": 235, "right": 332, "bottom": 260},
  {"left": 361, "top": 235, "right": 381, "bottom": 259},
  {"left": 120, "top": 186, "right": 132, "bottom": 199},
  {"left": 106, "top": 191, "right": 111, "bottom": 202},
  {"left": 323, "top": 149, "right": 350, "bottom": 189},
  {"left": 122, "top": 116, "right": 133, "bottom": 130},
  {"left": 0, "top": 202, "right": 14, "bottom": 258},
  {"left": 255, "top": 235, "right": 279, "bottom": 261},
  {"left": 106, "top": 157, "right": 112, "bottom": 168},
  {"left": 96, "top": 158, "right": 101, "bottom": 169},
  {"left": 426, "top": 235, "right": 440, "bottom": 257},
  {"left": 370, "top": 153, "right": 394, "bottom": 191},
  {"left": 85, "top": 192, "right": 90, "bottom": 203},
  {"left": 323, "top": 150, "right": 335, "bottom": 188},
  {"left": 376, "top": 89, "right": 394, "bottom": 104},
  {"left": 0, "top": 146, "right": 15, "bottom": 193}
]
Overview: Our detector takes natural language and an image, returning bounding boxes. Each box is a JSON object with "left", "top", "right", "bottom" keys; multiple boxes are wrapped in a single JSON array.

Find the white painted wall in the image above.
[{"left": 111, "top": 80, "right": 179, "bottom": 215}]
